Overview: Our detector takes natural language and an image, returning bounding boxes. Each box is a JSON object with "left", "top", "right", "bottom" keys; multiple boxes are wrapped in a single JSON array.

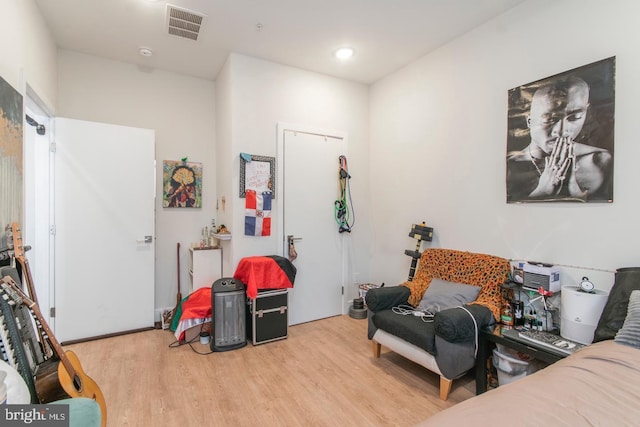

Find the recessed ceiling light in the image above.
[
  {"left": 335, "top": 47, "right": 355, "bottom": 60},
  {"left": 139, "top": 47, "right": 153, "bottom": 57}
]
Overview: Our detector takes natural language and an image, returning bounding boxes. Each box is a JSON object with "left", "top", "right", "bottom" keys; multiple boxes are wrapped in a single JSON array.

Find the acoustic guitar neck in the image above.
[
  {"left": 1, "top": 276, "right": 75, "bottom": 380},
  {"left": 9, "top": 223, "right": 52, "bottom": 358},
  {"left": 9, "top": 223, "right": 40, "bottom": 305}
]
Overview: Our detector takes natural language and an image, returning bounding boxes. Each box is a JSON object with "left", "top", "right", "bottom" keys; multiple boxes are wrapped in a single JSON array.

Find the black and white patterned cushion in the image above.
[{"left": 615, "top": 290, "right": 640, "bottom": 349}]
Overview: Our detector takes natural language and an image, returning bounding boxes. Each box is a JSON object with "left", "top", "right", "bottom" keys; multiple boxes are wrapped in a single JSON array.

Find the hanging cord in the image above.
[
  {"left": 334, "top": 155, "right": 355, "bottom": 233},
  {"left": 168, "top": 320, "right": 214, "bottom": 355},
  {"left": 456, "top": 306, "right": 479, "bottom": 358}
]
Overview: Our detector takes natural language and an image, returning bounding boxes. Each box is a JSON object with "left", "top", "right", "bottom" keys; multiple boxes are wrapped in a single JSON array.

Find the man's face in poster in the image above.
[{"left": 527, "top": 78, "right": 590, "bottom": 155}]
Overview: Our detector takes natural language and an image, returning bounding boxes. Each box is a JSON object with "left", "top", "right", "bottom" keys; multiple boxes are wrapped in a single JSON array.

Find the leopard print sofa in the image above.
[
  {"left": 367, "top": 248, "right": 510, "bottom": 400},
  {"left": 401, "top": 248, "right": 510, "bottom": 321}
]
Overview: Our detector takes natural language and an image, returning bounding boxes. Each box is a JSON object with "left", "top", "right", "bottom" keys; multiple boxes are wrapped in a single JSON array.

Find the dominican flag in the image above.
[{"left": 245, "top": 190, "right": 272, "bottom": 236}]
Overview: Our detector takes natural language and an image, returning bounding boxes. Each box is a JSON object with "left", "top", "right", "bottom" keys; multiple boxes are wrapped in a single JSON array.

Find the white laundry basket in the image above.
[{"left": 492, "top": 348, "right": 539, "bottom": 385}]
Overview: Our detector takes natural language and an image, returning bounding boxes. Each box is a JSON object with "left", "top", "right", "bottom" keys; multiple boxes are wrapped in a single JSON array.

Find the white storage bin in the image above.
[{"left": 492, "top": 348, "right": 539, "bottom": 385}]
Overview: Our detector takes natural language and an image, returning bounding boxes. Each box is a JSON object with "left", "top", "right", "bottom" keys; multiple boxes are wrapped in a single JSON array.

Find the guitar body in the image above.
[
  {"left": 35, "top": 358, "right": 71, "bottom": 403},
  {"left": 35, "top": 351, "right": 107, "bottom": 427},
  {"left": 58, "top": 351, "right": 107, "bottom": 415}
]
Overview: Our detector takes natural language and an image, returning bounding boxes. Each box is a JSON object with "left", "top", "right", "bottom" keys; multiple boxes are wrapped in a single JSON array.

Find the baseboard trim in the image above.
[{"left": 60, "top": 326, "right": 154, "bottom": 346}]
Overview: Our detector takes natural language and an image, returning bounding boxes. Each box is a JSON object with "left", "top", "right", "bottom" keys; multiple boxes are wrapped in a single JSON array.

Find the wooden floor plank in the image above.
[{"left": 66, "top": 315, "right": 475, "bottom": 426}]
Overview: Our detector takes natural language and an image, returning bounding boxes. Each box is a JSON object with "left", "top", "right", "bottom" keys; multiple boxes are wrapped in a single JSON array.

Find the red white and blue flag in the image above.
[{"left": 245, "top": 190, "right": 272, "bottom": 236}]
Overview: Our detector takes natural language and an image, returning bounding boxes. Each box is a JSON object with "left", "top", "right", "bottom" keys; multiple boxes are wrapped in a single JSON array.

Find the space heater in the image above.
[{"left": 211, "top": 278, "right": 247, "bottom": 352}]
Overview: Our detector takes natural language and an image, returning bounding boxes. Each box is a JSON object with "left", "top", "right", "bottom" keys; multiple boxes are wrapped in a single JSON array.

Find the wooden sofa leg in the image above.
[
  {"left": 372, "top": 341, "right": 381, "bottom": 358},
  {"left": 439, "top": 376, "right": 453, "bottom": 401}
]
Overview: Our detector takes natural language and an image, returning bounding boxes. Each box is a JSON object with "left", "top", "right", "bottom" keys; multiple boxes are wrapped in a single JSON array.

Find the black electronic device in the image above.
[
  {"left": 405, "top": 222, "right": 434, "bottom": 281},
  {"left": 502, "top": 328, "right": 585, "bottom": 356},
  {"left": 211, "top": 278, "right": 247, "bottom": 352},
  {"left": 408, "top": 223, "right": 434, "bottom": 241}
]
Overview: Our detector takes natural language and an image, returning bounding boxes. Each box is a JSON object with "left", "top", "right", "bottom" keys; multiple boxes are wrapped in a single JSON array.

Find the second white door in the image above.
[{"left": 282, "top": 127, "right": 345, "bottom": 325}]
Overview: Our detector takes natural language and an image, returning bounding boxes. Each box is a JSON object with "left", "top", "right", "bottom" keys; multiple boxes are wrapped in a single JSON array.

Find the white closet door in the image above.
[
  {"left": 282, "top": 127, "right": 345, "bottom": 325},
  {"left": 54, "top": 117, "right": 155, "bottom": 342}
]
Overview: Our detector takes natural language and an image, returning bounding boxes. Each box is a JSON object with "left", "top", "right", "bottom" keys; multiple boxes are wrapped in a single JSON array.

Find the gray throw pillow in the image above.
[
  {"left": 418, "top": 278, "right": 481, "bottom": 313},
  {"left": 614, "top": 290, "right": 640, "bottom": 349}
]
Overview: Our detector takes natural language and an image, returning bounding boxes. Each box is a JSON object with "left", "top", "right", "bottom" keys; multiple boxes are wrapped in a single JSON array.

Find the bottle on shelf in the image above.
[{"left": 501, "top": 304, "right": 514, "bottom": 326}]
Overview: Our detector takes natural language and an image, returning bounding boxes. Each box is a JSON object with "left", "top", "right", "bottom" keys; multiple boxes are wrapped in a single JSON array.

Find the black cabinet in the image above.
[{"left": 246, "top": 289, "right": 288, "bottom": 345}]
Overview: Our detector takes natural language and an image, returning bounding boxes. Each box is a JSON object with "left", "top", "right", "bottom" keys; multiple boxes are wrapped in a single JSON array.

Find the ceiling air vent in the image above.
[{"left": 166, "top": 4, "right": 206, "bottom": 41}]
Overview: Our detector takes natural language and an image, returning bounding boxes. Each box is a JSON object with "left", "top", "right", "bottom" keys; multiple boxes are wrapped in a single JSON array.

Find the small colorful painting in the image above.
[{"left": 163, "top": 160, "right": 202, "bottom": 208}]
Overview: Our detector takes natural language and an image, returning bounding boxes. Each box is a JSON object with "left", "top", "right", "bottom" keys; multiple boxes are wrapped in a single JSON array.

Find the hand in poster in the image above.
[{"left": 530, "top": 137, "right": 585, "bottom": 198}]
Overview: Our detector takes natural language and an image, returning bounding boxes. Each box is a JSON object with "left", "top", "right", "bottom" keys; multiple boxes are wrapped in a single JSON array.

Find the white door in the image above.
[
  {"left": 54, "top": 118, "right": 155, "bottom": 342},
  {"left": 280, "top": 126, "right": 345, "bottom": 325}
]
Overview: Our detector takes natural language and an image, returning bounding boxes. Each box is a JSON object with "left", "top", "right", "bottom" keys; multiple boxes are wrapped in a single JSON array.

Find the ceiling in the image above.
[{"left": 34, "top": 0, "right": 526, "bottom": 85}]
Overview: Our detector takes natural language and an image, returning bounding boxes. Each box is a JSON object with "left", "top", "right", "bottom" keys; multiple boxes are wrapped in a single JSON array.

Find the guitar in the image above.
[
  {"left": 8, "top": 223, "right": 39, "bottom": 304},
  {"left": 404, "top": 222, "right": 433, "bottom": 281},
  {"left": 1, "top": 275, "right": 107, "bottom": 427},
  {"left": 7, "top": 222, "right": 52, "bottom": 359},
  {"left": 8, "top": 223, "right": 52, "bottom": 358}
]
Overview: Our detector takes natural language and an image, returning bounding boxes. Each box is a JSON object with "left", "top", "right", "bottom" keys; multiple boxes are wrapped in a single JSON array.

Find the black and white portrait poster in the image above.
[{"left": 506, "top": 57, "right": 615, "bottom": 203}]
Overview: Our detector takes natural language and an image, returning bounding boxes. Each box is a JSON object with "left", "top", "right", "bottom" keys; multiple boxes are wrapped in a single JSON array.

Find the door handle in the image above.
[
  {"left": 287, "top": 235, "right": 301, "bottom": 261},
  {"left": 137, "top": 235, "right": 153, "bottom": 244},
  {"left": 287, "top": 235, "right": 302, "bottom": 244}
]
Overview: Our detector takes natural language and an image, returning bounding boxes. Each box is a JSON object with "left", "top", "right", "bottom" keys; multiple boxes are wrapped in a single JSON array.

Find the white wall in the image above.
[
  {"left": 22, "top": 0, "right": 57, "bottom": 111},
  {"left": 370, "top": 0, "right": 640, "bottom": 292},
  {"left": 16, "top": 0, "right": 635, "bottom": 317},
  {"left": 57, "top": 50, "right": 216, "bottom": 312},
  {"left": 214, "top": 58, "right": 234, "bottom": 277},
  {"left": 220, "top": 53, "right": 371, "bottom": 301},
  {"left": 0, "top": 0, "right": 57, "bottom": 110}
]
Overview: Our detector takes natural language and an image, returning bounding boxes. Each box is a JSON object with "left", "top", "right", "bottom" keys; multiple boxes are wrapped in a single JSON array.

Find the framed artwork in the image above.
[
  {"left": 239, "top": 154, "right": 275, "bottom": 199},
  {"left": 163, "top": 160, "right": 203, "bottom": 208},
  {"left": 506, "top": 57, "right": 615, "bottom": 203},
  {"left": 0, "top": 75, "right": 23, "bottom": 226}
]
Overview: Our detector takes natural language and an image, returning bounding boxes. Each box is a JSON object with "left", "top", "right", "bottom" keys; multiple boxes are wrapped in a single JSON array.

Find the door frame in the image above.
[
  {"left": 276, "top": 122, "right": 348, "bottom": 317},
  {"left": 25, "top": 86, "right": 55, "bottom": 330}
]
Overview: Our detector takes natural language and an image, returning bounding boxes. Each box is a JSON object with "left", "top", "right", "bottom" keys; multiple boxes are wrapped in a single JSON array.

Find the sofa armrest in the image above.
[
  {"left": 365, "top": 286, "right": 410, "bottom": 312},
  {"left": 434, "top": 304, "right": 495, "bottom": 343}
]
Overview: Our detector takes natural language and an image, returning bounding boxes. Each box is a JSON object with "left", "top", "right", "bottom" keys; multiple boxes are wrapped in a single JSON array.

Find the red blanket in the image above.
[
  {"left": 233, "top": 256, "right": 296, "bottom": 299},
  {"left": 170, "top": 287, "right": 211, "bottom": 341}
]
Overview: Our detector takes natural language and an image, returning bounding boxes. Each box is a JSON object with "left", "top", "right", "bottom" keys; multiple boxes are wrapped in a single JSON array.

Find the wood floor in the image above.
[{"left": 66, "top": 315, "right": 476, "bottom": 426}]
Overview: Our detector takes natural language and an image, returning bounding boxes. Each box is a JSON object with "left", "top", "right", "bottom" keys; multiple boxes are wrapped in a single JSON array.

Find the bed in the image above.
[{"left": 418, "top": 287, "right": 640, "bottom": 426}]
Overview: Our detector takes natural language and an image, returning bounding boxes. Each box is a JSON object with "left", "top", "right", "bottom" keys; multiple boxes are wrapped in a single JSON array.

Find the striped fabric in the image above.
[{"left": 615, "top": 290, "right": 640, "bottom": 349}]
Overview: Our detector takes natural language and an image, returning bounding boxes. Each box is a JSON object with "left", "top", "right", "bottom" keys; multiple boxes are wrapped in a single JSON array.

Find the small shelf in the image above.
[
  {"left": 188, "top": 247, "right": 223, "bottom": 293},
  {"left": 213, "top": 233, "right": 232, "bottom": 241}
]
